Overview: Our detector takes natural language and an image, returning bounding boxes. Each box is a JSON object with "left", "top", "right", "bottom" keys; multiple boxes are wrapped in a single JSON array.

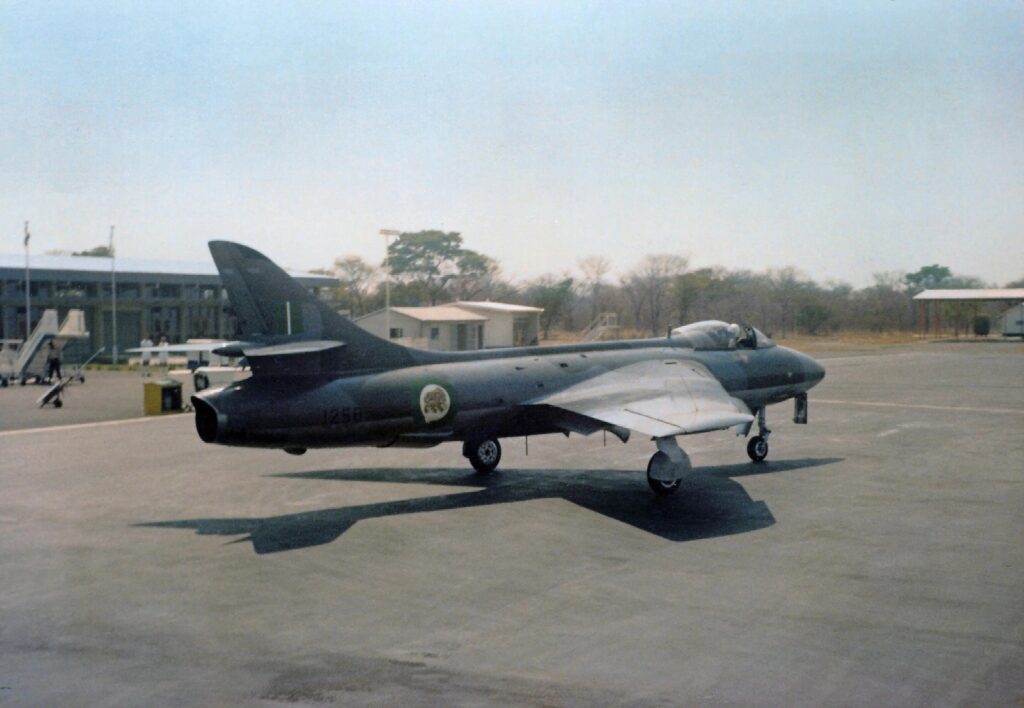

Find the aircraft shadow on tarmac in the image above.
[{"left": 136, "top": 458, "right": 841, "bottom": 555}]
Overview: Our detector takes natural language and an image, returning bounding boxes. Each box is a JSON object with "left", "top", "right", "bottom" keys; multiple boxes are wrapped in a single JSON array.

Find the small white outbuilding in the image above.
[{"left": 355, "top": 301, "right": 542, "bottom": 351}]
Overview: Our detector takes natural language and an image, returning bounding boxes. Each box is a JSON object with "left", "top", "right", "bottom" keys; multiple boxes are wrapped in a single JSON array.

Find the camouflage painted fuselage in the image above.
[{"left": 194, "top": 336, "right": 824, "bottom": 450}]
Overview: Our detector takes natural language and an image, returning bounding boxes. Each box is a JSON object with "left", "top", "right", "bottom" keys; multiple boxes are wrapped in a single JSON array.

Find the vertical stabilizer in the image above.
[{"left": 208, "top": 241, "right": 417, "bottom": 372}]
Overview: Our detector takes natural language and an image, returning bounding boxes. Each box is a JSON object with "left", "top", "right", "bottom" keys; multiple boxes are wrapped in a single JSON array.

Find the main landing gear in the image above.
[
  {"left": 646, "top": 437, "right": 692, "bottom": 496},
  {"left": 646, "top": 455, "right": 681, "bottom": 495},
  {"left": 464, "top": 437, "right": 502, "bottom": 474},
  {"left": 644, "top": 407, "right": 774, "bottom": 495},
  {"left": 746, "top": 407, "right": 771, "bottom": 463}
]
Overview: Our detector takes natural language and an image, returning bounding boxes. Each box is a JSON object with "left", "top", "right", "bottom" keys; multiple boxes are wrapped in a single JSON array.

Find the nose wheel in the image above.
[
  {"left": 747, "top": 407, "right": 771, "bottom": 462},
  {"left": 747, "top": 435, "right": 768, "bottom": 462}
]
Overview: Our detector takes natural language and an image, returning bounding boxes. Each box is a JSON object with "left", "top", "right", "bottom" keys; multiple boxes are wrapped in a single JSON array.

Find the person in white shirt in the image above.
[
  {"left": 158, "top": 336, "right": 169, "bottom": 368},
  {"left": 139, "top": 335, "right": 153, "bottom": 376}
]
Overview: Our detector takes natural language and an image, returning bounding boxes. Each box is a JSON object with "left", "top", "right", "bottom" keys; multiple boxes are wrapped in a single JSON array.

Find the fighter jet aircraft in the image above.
[{"left": 191, "top": 241, "right": 825, "bottom": 495}]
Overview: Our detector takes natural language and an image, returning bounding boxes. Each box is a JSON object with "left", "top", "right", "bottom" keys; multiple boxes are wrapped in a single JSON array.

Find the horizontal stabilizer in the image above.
[
  {"left": 240, "top": 340, "right": 345, "bottom": 357},
  {"left": 129, "top": 341, "right": 241, "bottom": 354}
]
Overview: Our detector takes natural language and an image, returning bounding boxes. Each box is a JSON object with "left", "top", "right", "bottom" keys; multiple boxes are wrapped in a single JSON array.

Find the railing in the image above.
[
  {"left": 579, "top": 312, "right": 620, "bottom": 342},
  {"left": 13, "top": 309, "right": 59, "bottom": 377}
]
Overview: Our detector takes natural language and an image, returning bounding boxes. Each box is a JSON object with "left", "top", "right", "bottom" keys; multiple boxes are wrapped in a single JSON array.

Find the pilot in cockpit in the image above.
[
  {"left": 725, "top": 323, "right": 743, "bottom": 348},
  {"left": 671, "top": 321, "right": 772, "bottom": 351},
  {"left": 736, "top": 324, "right": 757, "bottom": 349}
]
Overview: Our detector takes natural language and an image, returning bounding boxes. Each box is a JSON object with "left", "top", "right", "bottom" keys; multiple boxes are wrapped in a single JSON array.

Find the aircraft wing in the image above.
[{"left": 533, "top": 359, "right": 753, "bottom": 438}]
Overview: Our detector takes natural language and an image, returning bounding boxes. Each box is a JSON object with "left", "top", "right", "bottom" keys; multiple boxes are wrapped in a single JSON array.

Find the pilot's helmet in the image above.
[{"left": 726, "top": 323, "right": 742, "bottom": 344}]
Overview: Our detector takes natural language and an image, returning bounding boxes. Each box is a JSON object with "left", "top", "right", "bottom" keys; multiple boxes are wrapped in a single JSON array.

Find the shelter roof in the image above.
[
  {"left": 388, "top": 306, "right": 488, "bottom": 322},
  {"left": 913, "top": 289, "right": 1024, "bottom": 302},
  {"left": 456, "top": 300, "right": 544, "bottom": 313}
]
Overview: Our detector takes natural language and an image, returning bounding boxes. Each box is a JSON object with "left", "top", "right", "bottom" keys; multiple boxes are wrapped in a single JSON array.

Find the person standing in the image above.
[
  {"left": 45, "top": 341, "right": 62, "bottom": 382},
  {"left": 158, "top": 336, "right": 169, "bottom": 368},
  {"left": 139, "top": 334, "right": 153, "bottom": 376}
]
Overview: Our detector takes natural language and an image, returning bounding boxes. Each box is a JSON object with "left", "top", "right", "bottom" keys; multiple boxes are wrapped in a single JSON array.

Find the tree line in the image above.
[{"left": 314, "top": 231, "right": 1022, "bottom": 339}]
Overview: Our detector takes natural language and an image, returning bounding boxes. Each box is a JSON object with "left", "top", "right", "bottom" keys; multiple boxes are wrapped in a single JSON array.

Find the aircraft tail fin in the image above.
[{"left": 208, "top": 241, "right": 416, "bottom": 372}]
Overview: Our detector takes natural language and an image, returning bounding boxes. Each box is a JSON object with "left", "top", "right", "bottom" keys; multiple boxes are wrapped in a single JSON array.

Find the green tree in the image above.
[
  {"left": 672, "top": 268, "right": 717, "bottom": 325},
  {"left": 330, "top": 255, "right": 377, "bottom": 316},
  {"left": 386, "top": 230, "right": 495, "bottom": 305},
  {"left": 450, "top": 251, "right": 501, "bottom": 301},
  {"left": 526, "top": 276, "right": 575, "bottom": 339},
  {"left": 854, "top": 272, "right": 911, "bottom": 332},
  {"left": 72, "top": 245, "right": 113, "bottom": 257},
  {"left": 904, "top": 264, "right": 952, "bottom": 293}
]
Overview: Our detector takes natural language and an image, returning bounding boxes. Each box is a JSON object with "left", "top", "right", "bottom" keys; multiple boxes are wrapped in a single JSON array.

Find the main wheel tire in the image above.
[
  {"left": 747, "top": 435, "right": 768, "bottom": 462},
  {"left": 646, "top": 452, "right": 682, "bottom": 495},
  {"left": 468, "top": 438, "right": 501, "bottom": 474},
  {"left": 53, "top": 398, "right": 63, "bottom": 408}
]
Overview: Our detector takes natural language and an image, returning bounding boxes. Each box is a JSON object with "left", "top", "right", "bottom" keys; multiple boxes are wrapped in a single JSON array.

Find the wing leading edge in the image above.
[{"left": 533, "top": 359, "right": 753, "bottom": 438}]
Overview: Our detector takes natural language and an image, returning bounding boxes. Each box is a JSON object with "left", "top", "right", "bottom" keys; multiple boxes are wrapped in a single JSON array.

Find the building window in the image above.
[
  {"left": 55, "top": 281, "right": 94, "bottom": 298},
  {"left": 430, "top": 327, "right": 440, "bottom": 340},
  {"left": 116, "top": 283, "right": 140, "bottom": 298},
  {"left": 389, "top": 327, "right": 403, "bottom": 339}
]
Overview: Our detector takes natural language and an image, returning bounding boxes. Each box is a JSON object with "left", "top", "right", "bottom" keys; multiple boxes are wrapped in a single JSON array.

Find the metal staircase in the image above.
[
  {"left": 579, "top": 312, "right": 620, "bottom": 342},
  {"left": 12, "top": 309, "right": 90, "bottom": 383}
]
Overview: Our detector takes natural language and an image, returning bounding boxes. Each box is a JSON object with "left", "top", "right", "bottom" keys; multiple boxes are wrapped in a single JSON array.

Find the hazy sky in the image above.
[{"left": 1, "top": 1, "right": 1021, "bottom": 285}]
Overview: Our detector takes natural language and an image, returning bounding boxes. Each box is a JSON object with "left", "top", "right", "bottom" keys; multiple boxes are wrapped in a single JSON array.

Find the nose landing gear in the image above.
[
  {"left": 746, "top": 407, "right": 771, "bottom": 462},
  {"left": 746, "top": 435, "right": 768, "bottom": 462}
]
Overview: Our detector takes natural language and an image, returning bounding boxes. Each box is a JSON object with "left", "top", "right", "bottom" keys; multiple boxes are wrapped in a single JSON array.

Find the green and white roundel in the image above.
[{"left": 419, "top": 383, "right": 452, "bottom": 423}]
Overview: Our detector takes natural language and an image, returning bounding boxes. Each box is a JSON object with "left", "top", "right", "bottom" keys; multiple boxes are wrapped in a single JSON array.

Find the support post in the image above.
[
  {"left": 380, "top": 229, "right": 400, "bottom": 340},
  {"left": 110, "top": 225, "right": 117, "bottom": 364},
  {"left": 23, "top": 221, "right": 30, "bottom": 337}
]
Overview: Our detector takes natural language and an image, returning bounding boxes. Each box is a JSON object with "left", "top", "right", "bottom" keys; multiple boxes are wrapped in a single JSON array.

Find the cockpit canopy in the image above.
[{"left": 670, "top": 320, "right": 775, "bottom": 350}]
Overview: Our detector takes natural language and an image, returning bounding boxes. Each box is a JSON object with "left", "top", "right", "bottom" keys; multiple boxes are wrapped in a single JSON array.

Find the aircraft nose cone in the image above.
[{"left": 801, "top": 353, "right": 825, "bottom": 387}]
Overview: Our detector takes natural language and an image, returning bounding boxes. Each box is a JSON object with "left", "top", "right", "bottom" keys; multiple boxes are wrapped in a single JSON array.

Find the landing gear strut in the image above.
[
  {"left": 747, "top": 407, "right": 771, "bottom": 463},
  {"left": 464, "top": 438, "right": 501, "bottom": 474}
]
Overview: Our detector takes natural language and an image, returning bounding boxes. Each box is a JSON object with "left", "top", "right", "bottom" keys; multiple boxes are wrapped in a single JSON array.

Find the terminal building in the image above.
[{"left": 0, "top": 253, "right": 337, "bottom": 360}]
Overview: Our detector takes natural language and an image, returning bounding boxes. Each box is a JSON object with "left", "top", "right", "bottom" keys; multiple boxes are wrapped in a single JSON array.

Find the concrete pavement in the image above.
[{"left": 1, "top": 343, "right": 1021, "bottom": 705}]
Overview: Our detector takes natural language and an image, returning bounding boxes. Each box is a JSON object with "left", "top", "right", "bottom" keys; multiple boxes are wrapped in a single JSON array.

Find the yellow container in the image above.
[{"left": 143, "top": 379, "right": 183, "bottom": 415}]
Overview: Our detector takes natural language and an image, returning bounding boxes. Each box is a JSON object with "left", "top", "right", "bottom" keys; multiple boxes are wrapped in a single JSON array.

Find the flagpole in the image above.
[
  {"left": 23, "top": 221, "right": 31, "bottom": 337},
  {"left": 110, "top": 225, "right": 117, "bottom": 364},
  {"left": 380, "top": 229, "right": 400, "bottom": 340}
]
